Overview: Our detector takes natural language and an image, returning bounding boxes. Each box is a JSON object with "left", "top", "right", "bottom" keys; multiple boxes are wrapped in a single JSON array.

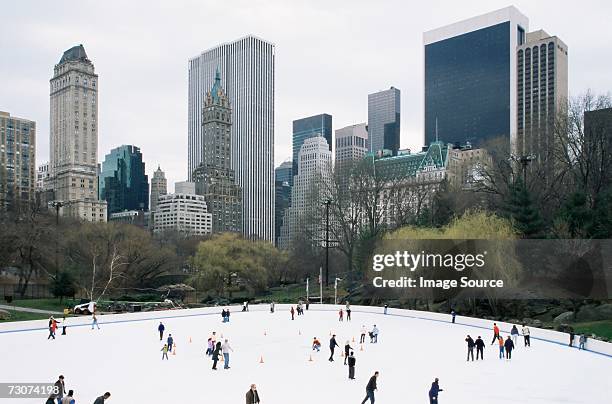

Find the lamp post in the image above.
[
  {"left": 48, "top": 200, "right": 71, "bottom": 278},
  {"left": 334, "top": 277, "right": 342, "bottom": 305},
  {"left": 509, "top": 154, "right": 536, "bottom": 185}
]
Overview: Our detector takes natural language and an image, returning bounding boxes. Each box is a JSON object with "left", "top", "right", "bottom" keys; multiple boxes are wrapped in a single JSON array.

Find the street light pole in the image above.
[{"left": 324, "top": 199, "right": 331, "bottom": 287}]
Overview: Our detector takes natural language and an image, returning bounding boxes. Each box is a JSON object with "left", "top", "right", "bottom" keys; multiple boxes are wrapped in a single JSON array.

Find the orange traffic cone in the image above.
[
  {"left": 189, "top": 337, "right": 192, "bottom": 343},
  {"left": 259, "top": 355, "right": 264, "bottom": 364},
  {"left": 360, "top": 344, "right": 364, "bottom": 351},
  {"left": 172, "top": 347, "right": 176, "bottom": 356},
  {"left": 352, "top": 336, "right": 355, "bottom": 343}
]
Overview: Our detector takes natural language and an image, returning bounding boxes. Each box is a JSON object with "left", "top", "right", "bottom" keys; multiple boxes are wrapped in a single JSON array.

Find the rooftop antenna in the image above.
[{"left": 435, "top": 117, "right": 439, "bottom": 142}]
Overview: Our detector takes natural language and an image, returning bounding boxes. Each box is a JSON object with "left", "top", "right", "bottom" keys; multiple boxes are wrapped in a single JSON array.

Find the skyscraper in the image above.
[
  {"left": 424, "top": 6, "right": 528, "bottom": 147},
  {"left": 278, "top": 136, "right": 332, "bottom": 250},
  {"left": 188, "top": 35, "right": 275, "bottom": 241},
  {"left": 368, "top": 88, "right": 400, "bottom": 155},
  {"left": 49, "top": 44, "right": 107, "bottom": 222},
  {"left": 99, "top": 145, "right": 149, "bottom": 216},
  {"left": 274, "top": 160, "right": 292, "bottom": 246},
  {"left": 0, "top": 111, "right": 36, "bottom": 211},
  {"left": 193, "top": 70, "right": 242, "bottom": 234},
  {"left": 335, "top": 123, "right": 369, "bottom": 165},
  {"left": 516, "top": 30, "right": 568, "bottom": 174},
  {"left": 150, "top": 165, "right": 167, "bottom": 213},
  {"left": 292, "top": 114, "right": 332, "bottom": 180}
]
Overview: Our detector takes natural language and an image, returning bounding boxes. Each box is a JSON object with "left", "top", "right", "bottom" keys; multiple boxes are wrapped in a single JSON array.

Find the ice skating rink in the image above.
[{"left": 1, "top": 305, "right": 610, "bottom": 404}]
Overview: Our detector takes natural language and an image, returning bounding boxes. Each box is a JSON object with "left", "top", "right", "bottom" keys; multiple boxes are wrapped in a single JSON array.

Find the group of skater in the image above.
[
  {"left": 45, "top": 374, "right": 111, "bottom": 404},
  {"left": 464, "top": 323, "right": 531, "bottom": 362},
  {"left": 47, "top": 312, "right": 99, "bottom": 340}
]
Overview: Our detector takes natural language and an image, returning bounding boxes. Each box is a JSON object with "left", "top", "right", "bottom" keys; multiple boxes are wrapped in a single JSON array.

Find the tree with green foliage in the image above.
[
  {"left": 505, "top": 180, "right": 545, "bottom": 238},
  {"left": 51, "top": 270, "right": 76, "bottom": 302}
]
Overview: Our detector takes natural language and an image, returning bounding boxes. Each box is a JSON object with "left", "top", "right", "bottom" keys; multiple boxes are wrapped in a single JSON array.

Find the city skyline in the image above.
[{"left": 1, "top": 0, "right": 611, "bottom": 191}]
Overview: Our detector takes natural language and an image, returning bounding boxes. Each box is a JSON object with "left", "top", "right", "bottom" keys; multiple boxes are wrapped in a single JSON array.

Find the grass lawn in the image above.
[
  {"left": 11, "top": 298, "right": 78, "bottom": 312},
  {"left": 0, "top": 310, "right": 50, "bottom": 322},
  {"left": 572, "top": 320, "right": 612, "bottom": 340}
]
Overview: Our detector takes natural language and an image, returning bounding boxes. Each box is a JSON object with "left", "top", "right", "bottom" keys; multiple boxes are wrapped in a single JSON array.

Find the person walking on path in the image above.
[
  {"left": 167, "top": 334, "right": 174, "bottom": 352},
  {"left": 522, "top": 324, "right": 531, "bottom": 347},
  {"left": 497, "top": 336, "right": 505, "bottom": 359},
  {"left": 475, "top": 336, "right": 485, "bottom": 360},
  {"left": 504, "top": 336, "right": 515, "bottom": 360},
  {"left": 246, "top": 384, "right": 260, "bottom": 404},
  {"left": 53, "top": 375, "right": 65, "bottom": 404},
  {"left": 465, "top": 335, "right": 475, "bottom": 361},
  {"left": 222, "top": 339, "right": 233, "bottom": 369},
  {"left": 579, "top": 334, "right": 587, "bottom": 350},
  {"left": 290, "top": 306, "right": 295, "bottom": 320},
  {"left": 347, "top": 352, "right": 356, "bottom": 380},
  {"left": 451, "top": 309, "right": 456, "bottom": 324},
  {"left": 161, "top": 344, "right": 169, "bottom": 360},
  {"left": 360, "top": 371, "right": 379, "bottom": 404},
  {"left": 91, "top": 313, "right": 100, "bottom": 330},
  {"left": 490, "top": 323, "right": 500, "bottom": 345},
  {"left": 343, "top": 341, "right": 353, "bottom": 365},
  {"left": 212, "top": 341, "right": 222, "bottom": 370},
  {"left": 329, "top": 334, "right": 339, "bottom": 362},
  {"left": 158, "top": 322, "right": 165, "bottom": 341},
  {"left": 60, "top": 389, "right": 75, "bottom": 404},
  {"left": 360, "top": 325, "right": 367, "bottom": 344},
  {"left": 93, "top": 392, "right": 111, "bottom": 404},
  {"left": 339, "top": 309, "right": 344, "bottom": 322},
  {"left": 511, "top": 325, "right": 519, "bottom": 346},
  {"left": 428, "top": 378, "right": 443, "bottom": 404}
]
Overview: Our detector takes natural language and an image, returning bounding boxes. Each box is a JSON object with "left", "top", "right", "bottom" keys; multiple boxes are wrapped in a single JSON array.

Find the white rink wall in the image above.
[{"left": 1, "top": 303, "right": 611, "bottom": 357}]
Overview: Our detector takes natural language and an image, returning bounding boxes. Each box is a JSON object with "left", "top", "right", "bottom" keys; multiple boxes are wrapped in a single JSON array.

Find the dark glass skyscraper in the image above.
[
  {"left": 424, "top": 6, "right": 528, "bottom": 147},
  {"left": 99, "top": 145, "right": 149, "bottom": 216},
  {"left": 274, "top": 161, "right": 292, "bottom": 246},
  {"left": 368, "top": 87, "right": 400, "bottom": 155},
  {"left": 292, "top": 114, "right": 332, "bottom": 180}
]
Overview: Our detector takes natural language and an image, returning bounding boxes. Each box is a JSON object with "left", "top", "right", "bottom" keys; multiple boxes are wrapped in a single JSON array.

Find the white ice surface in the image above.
[{"left": 0, "top": 305, "right": 610, "bottom": 404}]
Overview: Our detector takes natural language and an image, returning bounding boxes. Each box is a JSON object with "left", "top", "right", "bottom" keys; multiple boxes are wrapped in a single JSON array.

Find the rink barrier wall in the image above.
[{"left": 1, "top": 304, "right": 611, "bottom": 358}]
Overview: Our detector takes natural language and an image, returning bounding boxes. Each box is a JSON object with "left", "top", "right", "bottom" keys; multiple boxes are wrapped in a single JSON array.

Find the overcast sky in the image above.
[{"left": 1, "top": 0, "right": 611, "bottom": 190}]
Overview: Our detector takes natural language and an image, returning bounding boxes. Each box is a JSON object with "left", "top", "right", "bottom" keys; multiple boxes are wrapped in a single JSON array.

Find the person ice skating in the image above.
[
  {"left": 384, "top": 304, "right": 388, "bottom": 315},
  {"left": 222, "top": 339, "right": 233, "bottom": 369},
  {"left": 370, "top": 325, "right": 379, "bottom": 343},
  {"left": 312, "top": 337, "right": 321, "bottom": 352},
  {"left": 343, "top": 340, "right": 353, "bottom": 365},
  {"left": 360, "top": 325, "right": 367, "bottom": 344},
  {"left": 210, "top": 331, "right": 217, "bottom": 347},
  {"left": 242, "top": 301, "right": 248, "bottom": 312},
  {"left": 226, "top": 308, "right": 231, "bottom": 322},
  {"left": 60, "top": 389, "right": 75, "bottom": 404},
  {"left": 522, "top": 324, "right": 531, "bottom": 347},
  {"left": 498, "top": 336, "right": 505, "bottom": 359},
  {"left": 206, "top": 338, "right": 214, "bottom": 356},
  {"left": 346, "top": 302, "right": 351, "bottom": 321},
  {"left": 290, "top": 306, "right": 295, "bottom": 320},
  {"left": 428, "top": 378, "right": 443, "bottom": 404},
  {"left": 61, "top": 314, "right": 67, "bottom": 336},
  {"left": 158, "top": 322, "right": 165, "bottom": 341},
  {"left": 246, "top": 384, "right": 260, "bottom": 404},
  {"left": 161, "top": 343, "right": 169, "bottom": 360},
  {"left": 52, "top": 375, "right": 65, "bottom": 404},
  {"left": 167, "top": 334, "right": 174, "bottom": 352},
  {"left": 329, "top": 334, "right": 339, "bottom": 361},
  {"left": 91, "top": 313, "right": 100, "bottom": 330},
  {"left": 490, "top": 323, "right": 500, "bottom": 345},
  {"left": 339, "top": 309, "right": 344, "bottom": 321},
  {"left": 48, "top": 316, "right": 57, "bottom": 340},
  {"left": 451, "top": 309, "right": 456, "bottom": 323},
  {"left": 511, "top": 325, "right": 519, "bottom": 345},
  {"left": 93, "top": 392, "right": 111, "bottom": 404},
  {"left": 504, "top": 336, "right": 514, "bottom": 360},
  {"left": 475, "top": 336, "right": 485, "bottom": 360},
  {"left": 569, "top": 331, "right": 575, "bottom": 347},
  {"left": 347, "top": 352, "right": 356, "bottom": 379},
  {"left": 578, "top": 334, "right": 587, "bottom": 350},
  {"left": 306, "top": 299, "right": 310, "bottom": 311},
  {"left": 270, "top": 301, "right": 275, "bottom": 313},
  {"left": 212, "top": 341, "right": 222, "bottom": 370},
  {"left": 465, "top": 335, "right": 475, "bottom": 361},
  {"left": 222, "top": 309, "right": 227, "bottom": 323},
  {"left": 360, "top": 371, "right": 378, "bottom": 404}
]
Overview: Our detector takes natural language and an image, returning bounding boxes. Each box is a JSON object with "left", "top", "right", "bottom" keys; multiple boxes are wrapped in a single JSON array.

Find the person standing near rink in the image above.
[
  {"left": 158, "top": 321, "right": 165, "bottom": 341},
  {"left": 475, "top": 336, "right": 485, "bottom": 360},
  {"left": 360, "top": 325, "right": 367, "bottom": 344},
  {"left": 450, "top": 309, "right": 456, "bottom": 323},
  {"left": 246, "top": 384, "right": 260, "bottom": 404},
  {"left": 346, "top": 301, "right": 352, "bottom": 321},
  {"left": 522, "top": 324, "right": 531, "bottom": 347},
  {"left": 347, "top": 352, "right": 356, "bottom": 380},
  {"left": 343, "top": 340, "right": 353, "bottom": 365},
  {"left": 511, "top": 325, "right": 519, "bottom": 346},
  {"left": 329, "top": 334, "right": 339, "bottom": 361},
  {"left": 465, "top": 335, "right": 475, "bottom": 361},
  {"left": 504, "top": 336, "right": 515, "bottom": 360},
  {"left": 290, "top": 306, "right": 295, "bottom": 320}
]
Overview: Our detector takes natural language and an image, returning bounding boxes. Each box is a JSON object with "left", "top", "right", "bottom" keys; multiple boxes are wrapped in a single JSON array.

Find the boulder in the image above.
[
  {"left": 0, "top": 309, "right": 11, "bottom": 321},
  {"left": 576, "top": 305, "right": 612, "bottom": 322},
  {"left": 554, "top": 311, "right": 575, "bottom": 324}
]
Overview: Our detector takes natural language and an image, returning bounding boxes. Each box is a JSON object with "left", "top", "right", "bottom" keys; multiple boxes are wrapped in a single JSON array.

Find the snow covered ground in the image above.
[{"left": 1, "top": 305, "right": 610, "bottom": 403}]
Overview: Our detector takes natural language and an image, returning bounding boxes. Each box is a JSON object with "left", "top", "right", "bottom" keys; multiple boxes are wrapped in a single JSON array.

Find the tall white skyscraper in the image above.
[
  {"left": 49, "top": 44, "right": 106, "bottom": 222},
  {"left": 278, "top": 136, "right": 332, "bottom": 250},
  {"left": 150, "top": 165, "right": 167, "bottom": 213},
  {"left": 335, "top": 123, "right": 369, "bottom": 165},
  {"left": 188, "top": 35, "right": 275, "bottom": 241}
]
